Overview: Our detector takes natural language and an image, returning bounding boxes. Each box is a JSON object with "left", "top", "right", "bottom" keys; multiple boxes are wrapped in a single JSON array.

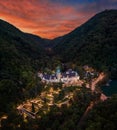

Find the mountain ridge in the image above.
[{"left": 52, "top": 9, "right": 117, "bottom": 77}]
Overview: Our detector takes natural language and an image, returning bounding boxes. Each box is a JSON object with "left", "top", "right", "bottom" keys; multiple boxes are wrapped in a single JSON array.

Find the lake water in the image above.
[{"left": 101, "top": 80, "right": 117, "bottom": 96}]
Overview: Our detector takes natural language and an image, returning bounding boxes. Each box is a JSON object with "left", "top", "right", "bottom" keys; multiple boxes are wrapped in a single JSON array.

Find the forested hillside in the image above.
[
  {"left": 53, "top": 10, "right": 117, "bottom": 77},
  {"left": 84, "top": 95, "right": 117, "bottom": 130},
  {"left": 0, "top": 19, "right": 51, "bottom": 112}
]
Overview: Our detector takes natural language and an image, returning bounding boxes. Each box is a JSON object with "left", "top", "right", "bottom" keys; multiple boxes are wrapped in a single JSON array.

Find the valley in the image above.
[{"left": 0, "top": 9, "right": 117, "bottom": 130}]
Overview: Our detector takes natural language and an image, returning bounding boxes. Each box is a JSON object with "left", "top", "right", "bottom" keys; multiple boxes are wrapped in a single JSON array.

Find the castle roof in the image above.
[{"left": 41, "top": 69, "right": 79, "bottom": 81}]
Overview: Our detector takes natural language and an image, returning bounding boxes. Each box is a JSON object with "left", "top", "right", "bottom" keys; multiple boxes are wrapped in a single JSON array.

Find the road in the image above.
[
  {"left": 91, "top": 72, "right": 106, "bottom": 91},
  {"left": 77, "top": 101, "right": 94, "bottom": 128},
  {"left": 78, "top": 72, "right": 108, "bottom": 128}
]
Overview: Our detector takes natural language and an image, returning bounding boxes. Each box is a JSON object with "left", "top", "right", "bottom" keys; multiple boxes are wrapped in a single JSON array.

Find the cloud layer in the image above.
[{"left": 0, "top": 0, "right": 117, "bottom": 39}]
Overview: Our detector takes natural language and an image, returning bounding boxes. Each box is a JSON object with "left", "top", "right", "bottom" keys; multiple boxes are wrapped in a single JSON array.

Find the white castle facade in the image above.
[{"left": 38, "top": 69, "right": 80, "bottom": 83}]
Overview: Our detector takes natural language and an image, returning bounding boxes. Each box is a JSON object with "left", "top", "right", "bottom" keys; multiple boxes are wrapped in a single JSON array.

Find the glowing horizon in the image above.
[{"left": 0, "top": 0, "right": 117, "bottom": 39}]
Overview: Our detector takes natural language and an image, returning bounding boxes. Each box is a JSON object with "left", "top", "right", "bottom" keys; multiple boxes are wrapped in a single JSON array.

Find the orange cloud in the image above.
[{"left": 0, "top": 0, "right": 115, "bottom": 39}]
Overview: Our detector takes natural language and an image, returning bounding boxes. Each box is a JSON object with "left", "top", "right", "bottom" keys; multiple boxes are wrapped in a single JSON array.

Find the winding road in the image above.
[
  {"left": 78, "top": 72, "right": 108, "bottom": 128},
  {"left": 91, "top": 72, "right": 105, "bottom": 91}
]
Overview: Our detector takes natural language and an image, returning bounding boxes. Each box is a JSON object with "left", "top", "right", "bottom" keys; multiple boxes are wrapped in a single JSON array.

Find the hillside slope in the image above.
[
  {"left": 53, "top": 10, "right": 117, "bottom": 75},
  {"left": 0, "top": 19, "right": 48, "bottom": 78},
  {"left": 0, "top": 19, "right": 49, "bottom": 111}
]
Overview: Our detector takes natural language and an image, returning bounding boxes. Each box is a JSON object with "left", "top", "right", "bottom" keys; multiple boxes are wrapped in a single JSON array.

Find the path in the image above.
[
  {"left": 77, "top": 101, "right": 94, "bottom": 128},
  {"left": 91, "top": 72, "right": 106, "bottom": 91},
  {"left": 17, "top": 105, "right": 36, "bottom": 119},
  {"left": 78, "top": 72, "right": 108, "bottom": 128},
  {"left": 55, "top": 100, "right": 69, "bottom": 107},
  {"left": 100, "top": 93, "right": 108, "bottom": 101}
]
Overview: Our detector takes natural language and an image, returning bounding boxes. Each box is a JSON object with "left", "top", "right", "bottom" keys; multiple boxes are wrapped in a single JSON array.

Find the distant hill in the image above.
[
  {"left": 25, "top": 33, "right": 52, "bottom": 48},
  {"left": 53, "top": 9, "right": 117, "bottom": 76},
  {"left": 0, "top": 19, "right": 48, "bottom": 56}
]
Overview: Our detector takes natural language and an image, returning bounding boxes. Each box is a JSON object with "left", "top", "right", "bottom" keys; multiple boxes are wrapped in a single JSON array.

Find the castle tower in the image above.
[{"left": 56, "top": 66, "right": 61, "bottom": 82}]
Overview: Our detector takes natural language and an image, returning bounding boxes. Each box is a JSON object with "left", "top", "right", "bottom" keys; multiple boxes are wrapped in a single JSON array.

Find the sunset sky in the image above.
[{"left": 0, "top": 0, "right": 117, "bottom": 39}]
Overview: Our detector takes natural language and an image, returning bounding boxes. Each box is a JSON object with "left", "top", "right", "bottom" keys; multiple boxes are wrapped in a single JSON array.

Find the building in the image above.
[{"left": 38, "top": 69, "right": 80, "bottom": 83}]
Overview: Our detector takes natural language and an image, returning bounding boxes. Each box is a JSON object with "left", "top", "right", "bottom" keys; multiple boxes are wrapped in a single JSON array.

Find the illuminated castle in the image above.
[{"left": 38, "top": 68, "right": 80, "bottom": 83}]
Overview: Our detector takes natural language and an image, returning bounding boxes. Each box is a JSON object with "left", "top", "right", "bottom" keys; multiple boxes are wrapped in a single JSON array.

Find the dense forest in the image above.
[
  {"left": 53, "top": 10, "right": 117, "bottom": 77},
  {"left": 85, "top": 95, "right": 117, "bottom": 130},
  {"left": 0, "top": 10, "right": 117, "bottom": 130},
  {"left": 0, "top": 19, "right": 58, "bottom": 113}
]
